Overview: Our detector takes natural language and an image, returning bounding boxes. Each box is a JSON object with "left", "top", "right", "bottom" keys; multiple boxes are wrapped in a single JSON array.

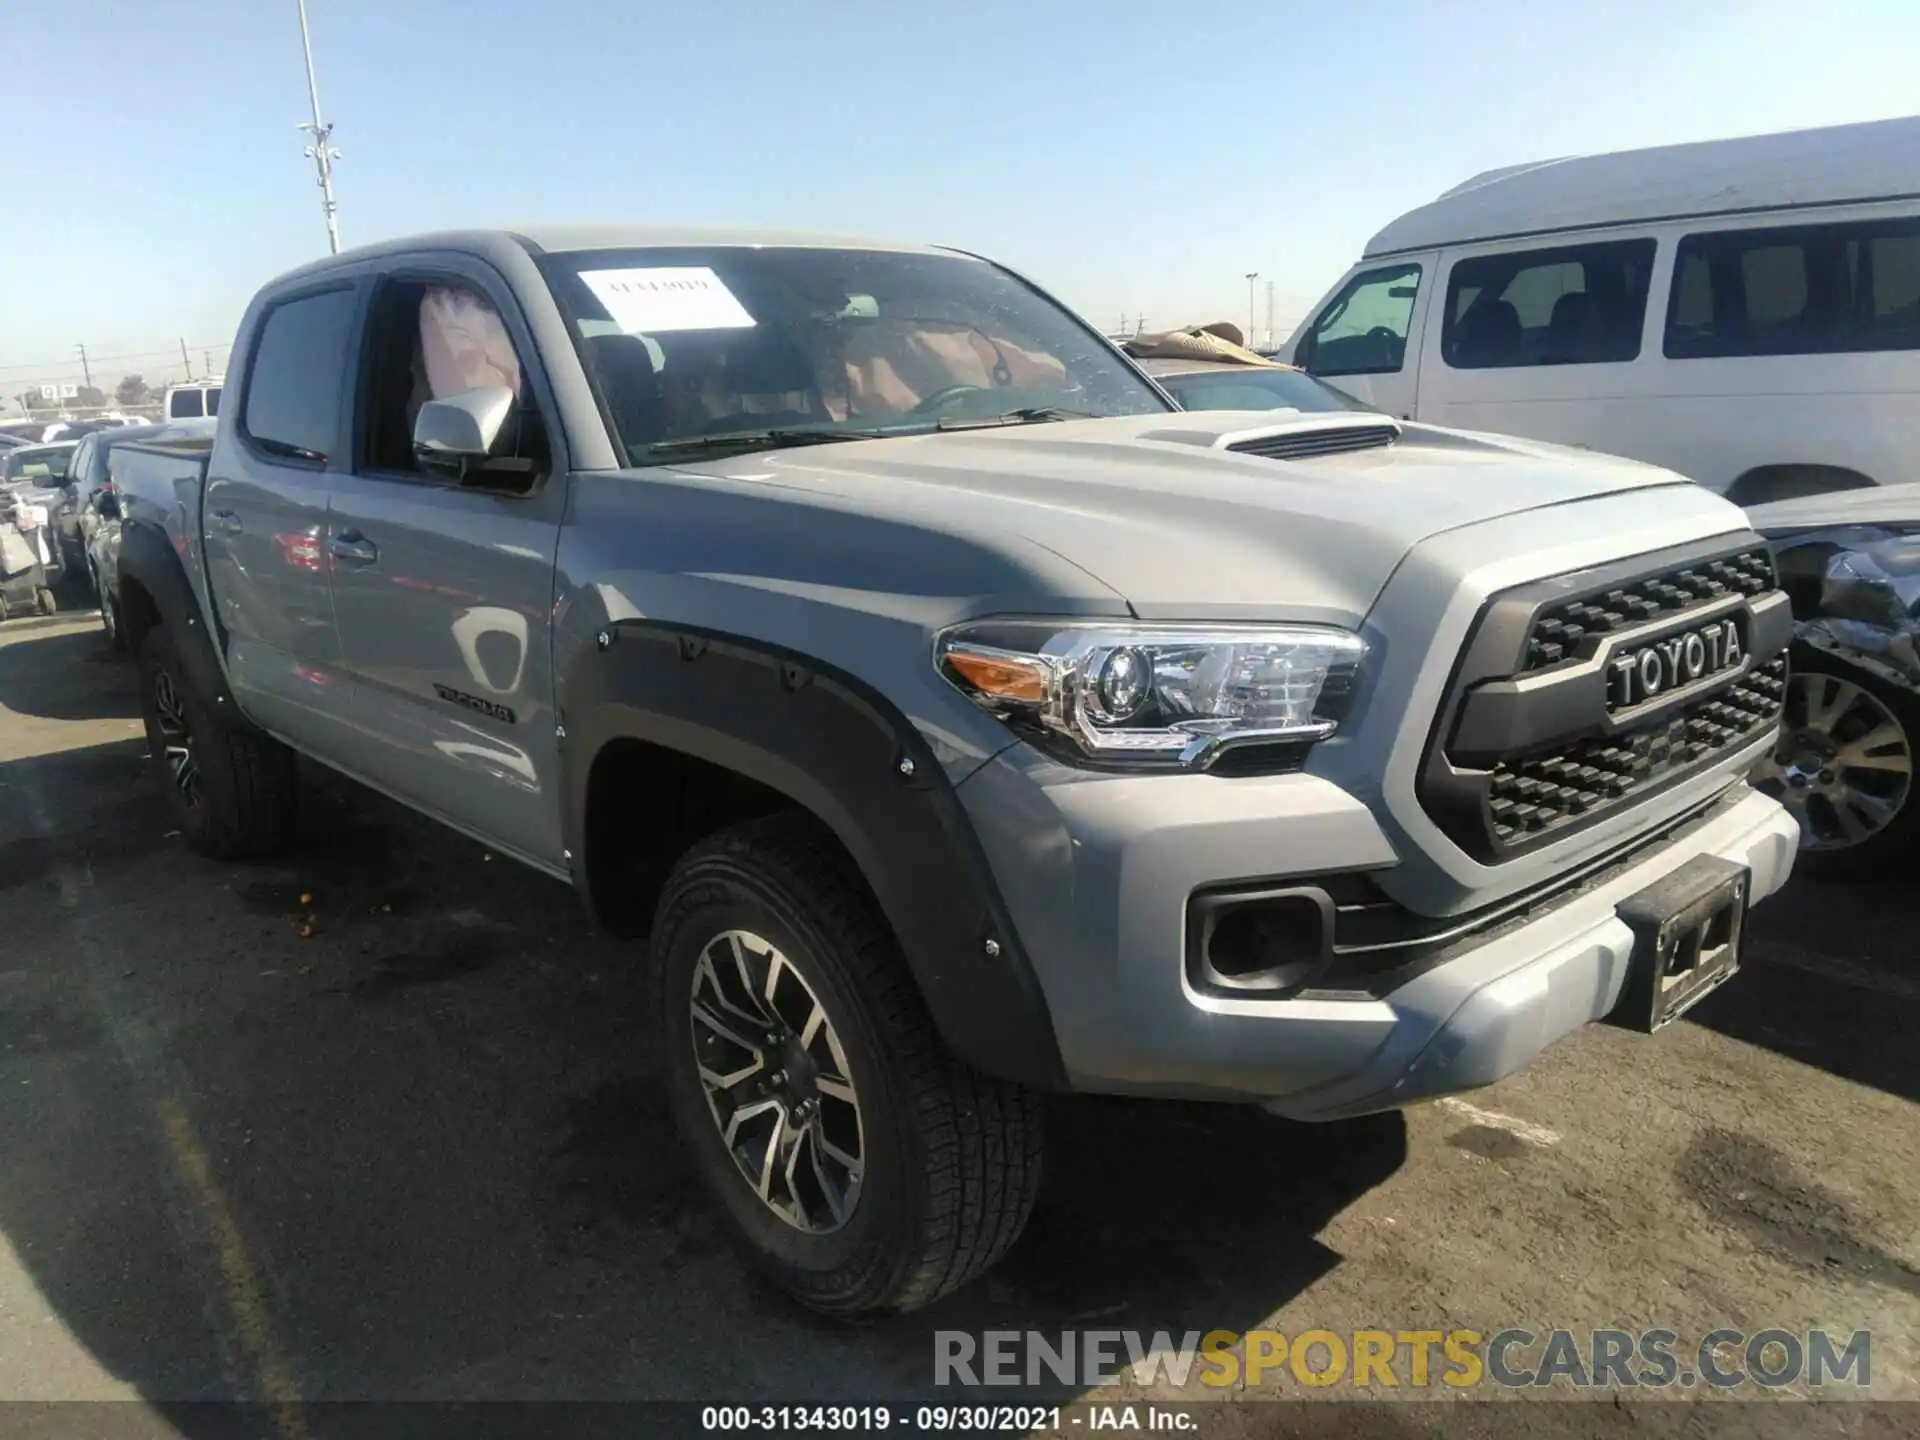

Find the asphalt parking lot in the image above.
[{"left": 1, "top": 604, "right": 1916, "bottom": 1437}]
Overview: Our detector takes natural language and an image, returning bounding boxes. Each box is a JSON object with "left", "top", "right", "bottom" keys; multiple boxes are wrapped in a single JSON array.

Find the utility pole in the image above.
[
  {"left": 296, "top": 0, "right": 342, "bottom": 255},
  {"left": 180, "top": 339, "right": 193, "bottom": 382},
  {"left": 1265, "top": 281, "right": 1275, "bottom": 351},
  {"left": 76, "top": 344, "right": 92, "bottom": 390},
  {"left": 1244, "top": 273, "right": 1259, "bottom": 347}
]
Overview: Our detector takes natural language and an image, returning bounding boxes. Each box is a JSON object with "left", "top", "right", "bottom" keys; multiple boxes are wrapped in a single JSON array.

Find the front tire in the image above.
[
  {"left": 136, "top": 625, "right": 298, "bottom": 859},
  {"left": 1753, "top": 643, "right": 1920, "bottom": 878},
  {"left": 650, "top": 814, "right": 1045, "bottom": 1315},
  {"left": 34, "top": 585, "right": 56, "bottom": 616}
]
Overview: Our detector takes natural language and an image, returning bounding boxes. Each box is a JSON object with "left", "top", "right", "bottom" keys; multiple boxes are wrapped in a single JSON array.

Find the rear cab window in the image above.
[
  {"left": 241, "top": 288, "right": 360, "bottom": 465},
  {"left": 1665, "top": 215, "right": 1920, "bottom": 358},
  {"left": 1443, "top": 239, "right": 1657, "bottom": 369}
]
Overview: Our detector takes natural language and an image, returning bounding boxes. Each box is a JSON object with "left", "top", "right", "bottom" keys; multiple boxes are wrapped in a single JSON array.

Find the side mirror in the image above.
[{"left": 413, "top": 386, "right": 516, "bottom": 481}]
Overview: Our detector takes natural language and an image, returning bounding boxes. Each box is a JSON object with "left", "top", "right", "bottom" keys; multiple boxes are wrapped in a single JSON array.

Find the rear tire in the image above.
[
  {"left": 34, "top": 586, "right": 56, "bottom": 616},
  {"left": 649, "top": 813, "right": 1045, "bottom": 1315},
  {"left": 1753, "top": 643, "right": 1920, "bottom": 878},
  {"left": 135, "top": 625, "right": 298, "bottom": 859}
]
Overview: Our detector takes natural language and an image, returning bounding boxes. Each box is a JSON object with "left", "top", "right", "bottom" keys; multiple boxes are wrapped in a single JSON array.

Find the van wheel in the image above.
[
  {"left": 1753, "top": 645, "right": 1920, "bottom": 878},
  {"left": 650, "top": 814, "right": 1045, "bottom": 1315},
  {"left": 136, "top": 625, "right": 298, "bottom": 859}
]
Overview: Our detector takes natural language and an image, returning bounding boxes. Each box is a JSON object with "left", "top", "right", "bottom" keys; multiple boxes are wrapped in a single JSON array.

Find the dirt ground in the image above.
[{"left": 2, "top": 606, "right": 1915, "bottom": 1438}]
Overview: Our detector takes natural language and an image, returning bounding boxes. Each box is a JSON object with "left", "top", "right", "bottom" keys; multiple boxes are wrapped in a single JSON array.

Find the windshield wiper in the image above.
[
  {"left": 645, "top": 428, "right": 875, "bottom": 457},
  {"left": 934, "top": 406, "right": 1093, "bottom": 431}
]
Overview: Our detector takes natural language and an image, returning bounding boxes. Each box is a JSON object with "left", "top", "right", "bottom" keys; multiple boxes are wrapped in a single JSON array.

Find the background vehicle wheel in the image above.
[
  {"left": 1753, "top": 643, "right": 1920, "bottom": 878},
  {"left": 34, "top": 586, "right": 56, "bottom": 616},
  {"left": 99, "top": 583, "right": 127, "bottom": 652},
  {"left": 650, "top": 813, "right": 1045, "bottom": 1315},
  {"left": 135, "top": 625, "right": 298, "bottom": 859}
]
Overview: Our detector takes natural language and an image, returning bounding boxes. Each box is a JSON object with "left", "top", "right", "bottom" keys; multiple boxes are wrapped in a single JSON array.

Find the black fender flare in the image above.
[
  {"left": 562, "top": 620, "right": 1068, "bottom": 1090},
  {"left": 116, "top": 519, "right": 235, "bottom": 711}
]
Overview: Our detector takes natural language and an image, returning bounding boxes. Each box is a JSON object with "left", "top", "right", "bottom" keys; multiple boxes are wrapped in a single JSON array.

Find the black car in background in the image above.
[{"left": 1747, "top": 484, "right": 1920, "bottom": 876}]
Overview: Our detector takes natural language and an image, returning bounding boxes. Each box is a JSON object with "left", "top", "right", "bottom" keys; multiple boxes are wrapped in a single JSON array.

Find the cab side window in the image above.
[
  {"left": 1443, "top": 239, "right": 1656, "bottom": 370},
  {"left": 1665, "top": 217, "right": 1920, "bottom": 358},
  {"left": 243, "top": 288, "right": 359, "bottom": 464},
  {"left": 358, "top": 277, "right": 551, "bottom": 478},
  {"left": 1299, "top": 265, "right": 1423, "bottom": 377}
]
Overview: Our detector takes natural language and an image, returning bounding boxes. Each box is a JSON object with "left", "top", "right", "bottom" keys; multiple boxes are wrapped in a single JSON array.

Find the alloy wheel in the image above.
[
  {"left": 689, "top": 929, "right": 865, "bottom": 1233},
  {"left": 151, "top": 667, "right": 203, "bottom": 809},
  {"left": 1753, "top": 670, "right": 1912, "bottom": 851}
]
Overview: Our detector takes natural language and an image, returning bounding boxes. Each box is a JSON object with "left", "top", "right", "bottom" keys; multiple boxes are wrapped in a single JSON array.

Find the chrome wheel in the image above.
[
  {"left": 1754, "top": 669, "right": 1912, "bottom": 851},
  {"left": 690, "top": 929, "right": 864, "bottom": 1234},
  {"left": 151, "top": 668, "right": 202, "bottom": 809}
]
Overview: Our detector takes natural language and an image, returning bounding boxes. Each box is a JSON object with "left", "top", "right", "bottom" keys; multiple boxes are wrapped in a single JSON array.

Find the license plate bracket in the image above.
[{"left": 1610, "top": 854, "right": 1748, "bottom": 1033}]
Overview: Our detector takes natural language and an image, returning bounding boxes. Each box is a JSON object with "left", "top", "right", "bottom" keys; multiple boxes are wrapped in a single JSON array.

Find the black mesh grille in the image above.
[
  {"left": 1485, "top": 659, "right": 1787, "bottom": 846},
  {"left": 1523, "top": 548, "right": 1776, "bottom": 672},
  {"left": 1226, "top": 424, "right": 1399, "bottom": 462}
]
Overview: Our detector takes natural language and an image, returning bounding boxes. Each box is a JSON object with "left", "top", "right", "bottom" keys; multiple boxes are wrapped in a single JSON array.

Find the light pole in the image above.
[
  {"left": 296, "top": 0, "right": 342, "bottom": 254},
  {"left": 1244, "top": 272, "right": 1259, "bottom": 347}
]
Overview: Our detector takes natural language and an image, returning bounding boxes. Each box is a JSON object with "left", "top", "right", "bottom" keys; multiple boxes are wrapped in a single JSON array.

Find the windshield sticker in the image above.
[{"left": 579, "top": 267, "right": 757, "bottom": 334}]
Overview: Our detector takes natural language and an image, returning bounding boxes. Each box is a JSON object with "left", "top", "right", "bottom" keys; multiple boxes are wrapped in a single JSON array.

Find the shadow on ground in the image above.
[
  {"left": 1689, "top": 870, "right": 1919, "bottom": 1104},
  {"left": 0, "top": 618, "right": 129, "bottom": 724}
]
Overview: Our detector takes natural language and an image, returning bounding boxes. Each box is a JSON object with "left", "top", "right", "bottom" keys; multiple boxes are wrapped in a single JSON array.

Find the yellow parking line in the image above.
[{"left": 156, "top": 1095, "right": 310, "bottom": 1440}]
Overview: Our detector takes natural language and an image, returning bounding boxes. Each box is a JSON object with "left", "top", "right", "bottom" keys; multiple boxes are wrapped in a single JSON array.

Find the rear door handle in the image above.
[
  {"left": 209, "top": 508, "right": 243, "bottom": 534},
  {"left": 329, "top": 533, "right": 379, "bottom": 566}
]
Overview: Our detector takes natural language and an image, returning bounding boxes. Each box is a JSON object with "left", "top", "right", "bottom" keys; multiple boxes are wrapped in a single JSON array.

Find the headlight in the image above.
[{"left": 937, "top": 619, "right": 1366, "bottom": 770}]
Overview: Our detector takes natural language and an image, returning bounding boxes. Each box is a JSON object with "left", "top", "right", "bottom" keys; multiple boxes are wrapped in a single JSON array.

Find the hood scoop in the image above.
[{"left": 1138, "top": 415, "right": 1403, "bottom": 463}]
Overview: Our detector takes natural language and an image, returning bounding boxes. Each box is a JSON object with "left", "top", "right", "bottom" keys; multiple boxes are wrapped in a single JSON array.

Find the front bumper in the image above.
[{"left": 957, "top": 746, "right": 1798, "bottom": 1115}]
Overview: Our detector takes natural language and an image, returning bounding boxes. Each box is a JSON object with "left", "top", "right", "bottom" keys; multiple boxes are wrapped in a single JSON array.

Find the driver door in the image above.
[
  {"left": 327, "top": 259, "right": 571, "bottom": 871},
  {"left": 1294, "top": 257, "right": 1436, "bottom": 420}
]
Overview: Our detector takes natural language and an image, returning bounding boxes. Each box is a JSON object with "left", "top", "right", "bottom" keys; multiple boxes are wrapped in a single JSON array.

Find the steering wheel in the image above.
[
  {"left": 907, "top": 384, "right": 994, "bottom": 418},
  {"left": 1365, "top": 326, "right": 1399, "bottom": 345}
]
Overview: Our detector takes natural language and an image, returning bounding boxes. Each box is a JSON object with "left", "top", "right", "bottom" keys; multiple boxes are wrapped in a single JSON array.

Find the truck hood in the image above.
[{"left": 665, "top": 412, "right": 1701, "bottom": 626}]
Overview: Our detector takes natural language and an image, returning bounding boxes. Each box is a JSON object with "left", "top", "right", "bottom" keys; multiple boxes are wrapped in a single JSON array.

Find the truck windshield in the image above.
[
  {"left": 2, "top": 446, "right": 71, "bottom": 482},
  {"left": 542, "top": 245, "right": 1170, "bottom": 463}
]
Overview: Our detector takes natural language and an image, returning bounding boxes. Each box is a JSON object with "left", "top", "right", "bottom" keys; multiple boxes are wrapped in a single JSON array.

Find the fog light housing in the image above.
[{"left": 1188, "top": 886, "right": 1334, "bottom": 996}]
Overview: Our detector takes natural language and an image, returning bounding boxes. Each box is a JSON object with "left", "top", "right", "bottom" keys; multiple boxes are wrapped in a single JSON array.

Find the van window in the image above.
[
  {"left": 243, "top": 289, "right": 359, "bottom": 463},
  {"left": 1299, "top": 264, "right": 1422, "bottom": 377},
  {"left": 170, "top": 389, "right": 204, "bottom": 419},
  {"left": 1443, "top": 239, "right": 1656, "bottom": 369},
  {"left": 1664, "top": 216, "right": 1920, "bottom": 358}
]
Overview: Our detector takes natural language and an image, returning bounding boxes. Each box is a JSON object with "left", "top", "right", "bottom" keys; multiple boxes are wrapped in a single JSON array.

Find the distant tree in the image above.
[
  {"left": 76, "top": 384, "right": 107, "bottom": 409},
  {"left": 115, "top": 374, "right": 152, "bottom": 406}
]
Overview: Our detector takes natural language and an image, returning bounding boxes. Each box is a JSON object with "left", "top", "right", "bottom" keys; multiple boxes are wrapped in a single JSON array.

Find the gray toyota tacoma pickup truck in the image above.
[{"left": 109, "top": 227, "right": 1801, "bottom": 1315}]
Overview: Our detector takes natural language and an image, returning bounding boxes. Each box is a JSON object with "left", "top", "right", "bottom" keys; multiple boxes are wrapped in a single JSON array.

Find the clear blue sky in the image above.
[{"left": 4, "top": 0, "right": 1916, "bottom": 404}]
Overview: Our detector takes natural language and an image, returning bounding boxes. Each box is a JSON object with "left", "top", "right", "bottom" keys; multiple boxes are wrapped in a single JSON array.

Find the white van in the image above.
[
  {"left": 1287, "top": 116, "right": 1920, "bottom": 505},
  {"left": 164, "top": 379, "right": 224, "bottom": 421}
]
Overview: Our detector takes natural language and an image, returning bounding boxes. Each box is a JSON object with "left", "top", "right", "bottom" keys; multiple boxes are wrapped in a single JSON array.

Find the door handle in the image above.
[
  {"left": 329, "top": 533, "right": 379, "bottom": 566},
  {"left": 209, "top": 508, "right": 243, "bottom": 534}
]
